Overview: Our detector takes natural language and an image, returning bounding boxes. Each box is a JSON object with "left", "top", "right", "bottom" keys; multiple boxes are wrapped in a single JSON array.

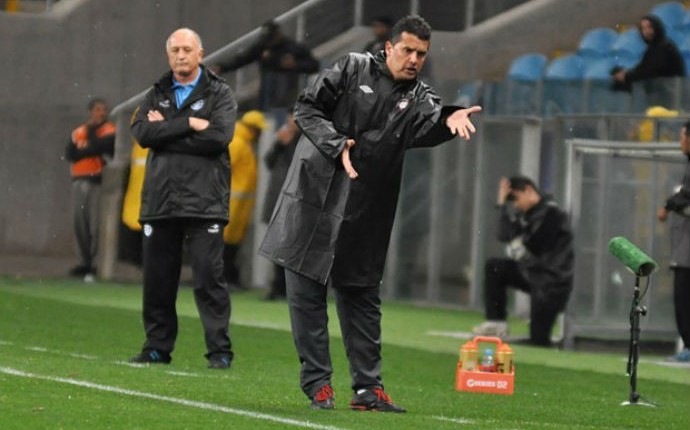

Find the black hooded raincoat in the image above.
[
  {"left": 259, "top": 51, "right": 460, "bottom": 287},
  {"left": 624, "top": 14, "right": 685, "bottom": 84}
]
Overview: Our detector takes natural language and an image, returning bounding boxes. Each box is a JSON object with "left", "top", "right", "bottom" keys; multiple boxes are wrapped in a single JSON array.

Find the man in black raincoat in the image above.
[
  {"left": 612, "top": 14, "right": 685, "bottom": 93},
  {"left": 129, "top": 28, "right": 236, "bottom": 369},
  {"left": 260, "top": 15, "right": 481, "bottom": 412},
  {"left": 473, "top": 176, "right": 573, "bottom": 347}
]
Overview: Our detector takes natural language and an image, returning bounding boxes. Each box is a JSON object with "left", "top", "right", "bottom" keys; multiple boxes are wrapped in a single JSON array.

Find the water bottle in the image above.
[
  {"left": 460, "top": 340, "right": 478, "bottom": 371},
  {"left": 481, "top": 348, "right": 495, "bottom": 372},
  {"left": 496, "top": 343, "right": 513, "bottom": 374}
]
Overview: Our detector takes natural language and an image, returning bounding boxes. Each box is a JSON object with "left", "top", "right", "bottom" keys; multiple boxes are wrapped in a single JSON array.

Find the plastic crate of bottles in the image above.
[{"left": 455, "top": 336, "right": 514, "bottom": 395}]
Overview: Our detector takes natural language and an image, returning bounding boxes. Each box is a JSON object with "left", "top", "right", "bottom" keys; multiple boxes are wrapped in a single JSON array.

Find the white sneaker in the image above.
[{"left": 472, "top": 320, "right": 509, "bottom": 337}]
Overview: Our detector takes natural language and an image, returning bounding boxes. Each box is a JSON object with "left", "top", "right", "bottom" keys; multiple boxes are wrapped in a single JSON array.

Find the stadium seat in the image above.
[
  {"left": 612, "top": 55, "right": 640, "bottom": 70},
  {"left": 681, "top": 36, "right": 690, "bottom": 53},
  {"left": 682, "top": 10, "right": 690, "bottom": 32},
  {"left": 507, "top": 53, "right": 547, "bottom": 81},
  {"left": 610, "top": 29, "right": 646, "bottom": 67},
  {"left": 577, "top": 28, "right": 618, "bottom": 59},
  {"left": 666, "top": 28, "right": 686, "bottom": 49},
  {"left": 651, "top": 1, "right": 686, "bottom": 31},
  {"left": 583, "top": 57, "right": 616, "bottom": 80},
  {"left": 541, "top": 55, "right": 586, "bottom": 115},
  {"left": 453, "top": 81, "right": 482, "bottom": 106},
  {"left": 680, "top": 38, "right": 690, "bottom": 75},
  {"left": 544, "top": 54, "right": 585, "bottom": 80}
]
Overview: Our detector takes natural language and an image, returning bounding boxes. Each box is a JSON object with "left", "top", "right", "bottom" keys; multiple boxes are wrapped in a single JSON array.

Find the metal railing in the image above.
[{"left": 2, "top": 0, "right": 58, "bottom": 13}]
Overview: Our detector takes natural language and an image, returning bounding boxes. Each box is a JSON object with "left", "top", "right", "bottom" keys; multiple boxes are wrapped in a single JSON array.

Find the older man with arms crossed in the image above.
[{"left": 129, "top": 28, "right": 236, "bottom": 369}]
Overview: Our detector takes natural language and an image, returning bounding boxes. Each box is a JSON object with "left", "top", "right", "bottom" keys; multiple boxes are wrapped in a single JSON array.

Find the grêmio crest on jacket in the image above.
[{"left": 191, "top": 99, "right": 205, "bottom": 111}]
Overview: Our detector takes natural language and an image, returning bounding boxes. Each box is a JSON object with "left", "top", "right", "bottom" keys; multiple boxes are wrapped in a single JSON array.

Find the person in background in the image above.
[
  {"left": 657, "top": 120, "right": 690, "bottom": 363},
  {"left": 612, "top": 15, "right": 685, "bottom": 91},
  {"left": 214, "top": 20, "right": 319, "bottom": 125},
  {"left": 129, "top": 28, "right": 236, "bottom": 369},
  {"left": 363, "top": 16, "right": 393, "bottom": 55},
  {"left": 120, "top": 131, "right": 149, "bottom": 268},
  {"left": 261, "top": 110, "right": 300, "bottom": 300},
  {"left": 473, "top": 176, "right": 574, "bottom": 347},
  {"left": 260, "top": 15, "right": 481, "bottom": 412},
  {"left": 64, "top": 98, "right": 115, "bottom": 281},
  {"left": 223, "top": 110, "right": 267, "bottom": 290}
]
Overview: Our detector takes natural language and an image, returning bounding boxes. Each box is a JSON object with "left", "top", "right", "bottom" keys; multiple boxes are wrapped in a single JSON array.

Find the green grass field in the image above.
[{"left": 1, "top": 277, "right": 688, "bottom": 430}]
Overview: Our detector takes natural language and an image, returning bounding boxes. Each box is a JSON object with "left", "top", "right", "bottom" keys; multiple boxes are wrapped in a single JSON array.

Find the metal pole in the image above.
[
  {"left": 465, "top": 0, "right": 476, "bottom": 29},
  {"left": 468, "top": 118, "right": 487, "bottom": 308},
  {"left": 410, "top": 0, "right": 419, "bottom": 15},
  {"left": 354, "top": 0, "right": 363, "bottom": 26},
  {"left": 295, "top": 12, "right": 306, "bottom": 43},
  {"left": 426, "top": 147, "right": 444, "bottom": 303}
]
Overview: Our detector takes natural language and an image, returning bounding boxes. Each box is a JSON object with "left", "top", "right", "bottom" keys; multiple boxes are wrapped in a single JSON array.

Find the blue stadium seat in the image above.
[
  {"left": 544, "top": 54, "right": 585, "bottom": 80},
  {"left": 577, "top": 28, "right": 618, "bottom": 59},
  {"left": 583, "top": 57, "right": 616, "bottom": 80},
  {"left": 610, "top": 29, "right": 646, "bottom": 67},
  {"left": 681, "top": 35, "right": 690, "bottom": 53},
  {"left": 453, "top": 81, "right": 482, "bottom": 106},
  {"left": 651, "top": 1, "right": 686, "bottom": 31},
  {"left": 680, "top": 38, "right": 690, "bottom": 76},
  {"left": 507, "top": 53, "right": 547, "bottom": 81},
  {"left": 666, "top": 28, "right": 686, "bottom": 48},
  {"left": 611, "top": 53, "right": 641, "bottom": 69},
  {"left": 683, "top": 10, "right": 690, "bottom": 32},
  {"left": 542, "top": 55, "right": 586, "bottom": 116}
]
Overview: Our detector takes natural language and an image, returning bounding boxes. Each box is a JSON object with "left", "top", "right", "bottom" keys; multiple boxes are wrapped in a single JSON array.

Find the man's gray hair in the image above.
[{"left": 166, "top": 28, "right": 204, "bottom": 50}]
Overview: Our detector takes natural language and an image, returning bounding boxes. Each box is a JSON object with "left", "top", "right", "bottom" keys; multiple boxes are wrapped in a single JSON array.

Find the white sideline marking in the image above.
[
  {"left": 14, "top": 342, "right": 231, "bottom": 380},
  {"left": 433, "top": 415, "right": 476, "bottom": 425},
  {"left": 426, "top": 330, "right": 474, "bottom": 339},
  {"left": 68, "top": 353, "right": 99, "bottom": 360},
  {"left": 0, "top": 366, "right": 349, "bottom": 430},
  {"left": 632, "top": 358, "right": 690, "bottom": 369},
  {"left": 166, "top": 370, "right": 203, "bottom": 377},
  {"left": 0, "top": 340, "right": 14, "bottom": 345}
]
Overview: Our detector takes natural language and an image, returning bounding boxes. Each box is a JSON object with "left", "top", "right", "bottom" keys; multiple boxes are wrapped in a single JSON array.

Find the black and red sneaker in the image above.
[
  {"left": 310, "top": 384, "right": 335, "bottom": 410},
  {"left": 350, "top": 387, "right": 406, "bottom": 413}
]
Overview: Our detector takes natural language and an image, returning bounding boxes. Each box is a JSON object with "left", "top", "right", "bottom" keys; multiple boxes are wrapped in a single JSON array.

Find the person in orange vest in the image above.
[
  {"left": 223, "top": 110, "right": 267, "bottom": 290},
  {"left": 64, "top": 98, "right": 116, "bottom": 280}
]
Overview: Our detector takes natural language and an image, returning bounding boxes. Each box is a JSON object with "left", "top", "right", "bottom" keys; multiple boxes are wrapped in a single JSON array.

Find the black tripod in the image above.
[{"left": 621, "top": 275, "right": 656, "bottom": 407}]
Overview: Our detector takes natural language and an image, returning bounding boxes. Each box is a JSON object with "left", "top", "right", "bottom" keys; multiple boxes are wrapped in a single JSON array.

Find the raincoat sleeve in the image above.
[
  {"left": 406, "top": 88, "right": 461, "bottom": 148},
  {"left": 294, "top": 54, "right": 352, "bottom": 159},
  {"left": 497, "top": 205, "right": 522, "bottom": 242},
  {"left": 132, "top": 85, "right": 237, "bottom": 157},
  {"left": 665, "top": 188, "right": 690, "bottom": 216}
]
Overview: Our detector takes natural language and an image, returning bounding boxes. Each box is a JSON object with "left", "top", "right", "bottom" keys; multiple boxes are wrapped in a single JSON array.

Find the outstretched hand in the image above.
[
  {"left": 446, "top": 106, "right": 482, "bottom": 140},
  {"left": 341, "top": 139, "right": 358, "bottom": 179}
]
